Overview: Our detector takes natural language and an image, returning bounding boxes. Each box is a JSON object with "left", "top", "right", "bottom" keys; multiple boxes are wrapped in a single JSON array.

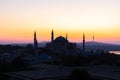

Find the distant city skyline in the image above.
[{"left": 0, "top": 0, "right": 120, "bottom": 44}]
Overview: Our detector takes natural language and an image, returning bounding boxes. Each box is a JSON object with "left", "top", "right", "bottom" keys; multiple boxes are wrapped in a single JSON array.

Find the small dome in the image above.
[{"left": 54, "top": 36, "right": 68, "bottom": 43}]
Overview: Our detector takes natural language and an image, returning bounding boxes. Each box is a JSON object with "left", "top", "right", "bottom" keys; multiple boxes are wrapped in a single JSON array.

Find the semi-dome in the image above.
[{"left": 54, "top": 36, "right": 68, "bottom": 43}]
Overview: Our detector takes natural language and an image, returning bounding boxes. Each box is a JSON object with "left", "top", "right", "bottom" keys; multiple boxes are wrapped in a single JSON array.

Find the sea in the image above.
[{"left": 109, "top": 51, "right": 120, "bottom": 55}]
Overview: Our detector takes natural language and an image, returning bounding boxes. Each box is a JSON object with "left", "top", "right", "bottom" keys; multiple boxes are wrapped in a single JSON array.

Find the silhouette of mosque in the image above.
[{"left": 45, "top": 30, "right": 81, "bottom": 54}]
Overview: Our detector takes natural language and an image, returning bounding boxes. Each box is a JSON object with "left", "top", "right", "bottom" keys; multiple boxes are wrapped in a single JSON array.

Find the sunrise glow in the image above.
[{"left": 0, "top": 0, "right": 120, "bottom": 44}]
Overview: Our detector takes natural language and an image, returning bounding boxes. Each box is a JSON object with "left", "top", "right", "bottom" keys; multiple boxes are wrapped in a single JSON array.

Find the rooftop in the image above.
[{"left": 54, "top": 36, "right": 68, "bottom": 43}]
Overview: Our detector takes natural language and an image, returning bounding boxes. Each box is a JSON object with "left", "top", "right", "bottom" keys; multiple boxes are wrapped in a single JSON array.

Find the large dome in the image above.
[{"left": 54, "top": 36, "right": 68, "bottom": 43}]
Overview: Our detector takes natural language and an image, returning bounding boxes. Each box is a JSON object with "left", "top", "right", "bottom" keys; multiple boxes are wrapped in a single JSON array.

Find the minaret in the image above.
[
  {"left": 93, "top": 33, "right": 94, "bottom": 42},
  {"left": 66, "top": 33, "right": 68, "bottom": 40},
  {"left": 83, "top": 33, "right": 85, "bottom": 52},
  {"left": 34, "top": 31, "right": 38, "bottom": 56},
  {"left": 51, "top": 29, "right": 54, "bottom": 42}
]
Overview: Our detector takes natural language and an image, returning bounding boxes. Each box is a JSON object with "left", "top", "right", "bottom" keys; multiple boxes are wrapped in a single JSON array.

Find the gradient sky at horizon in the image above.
[{"left": 0, "top": 0, "right": 120, "bottom": 44}]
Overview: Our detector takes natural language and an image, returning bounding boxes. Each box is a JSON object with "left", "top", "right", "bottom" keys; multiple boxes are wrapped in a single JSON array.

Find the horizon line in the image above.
[{"left": 0, "top": 41, "right": 120, "bottom": 45}]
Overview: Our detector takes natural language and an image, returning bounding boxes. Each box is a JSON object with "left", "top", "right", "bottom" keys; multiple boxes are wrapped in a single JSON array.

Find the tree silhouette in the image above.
[
  {"left": 70, "top": 68, "right": 90, "bottom": 80},
  {"left": 11, "top": 56, "right": 28, "bottom": 70}
]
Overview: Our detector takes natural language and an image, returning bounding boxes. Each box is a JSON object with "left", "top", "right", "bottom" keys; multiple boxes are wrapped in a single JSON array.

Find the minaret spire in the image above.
[
  {"left": 34, "top": 31, "right": 38, "bottom": 56},
  {"left": 66, "top": 33, "right": 68, "bottom": 40},
  {"left": 51, "top": 29, "right": 54, "bottom": 42},
  {"left": 93, "top": 33, "right": 94, "bottom": 42},
  {"left": 83, "top": 33, "right": 85, "bottom": 52}
]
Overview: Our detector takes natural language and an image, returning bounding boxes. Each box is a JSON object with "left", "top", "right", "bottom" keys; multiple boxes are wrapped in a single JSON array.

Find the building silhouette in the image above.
[{"left": 46, "top": 30, "right": 80, "bottom": 55}]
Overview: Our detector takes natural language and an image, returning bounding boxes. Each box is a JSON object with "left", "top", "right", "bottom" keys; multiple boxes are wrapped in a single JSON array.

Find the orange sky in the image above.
[{"left": 0, "top": 0, "right": 120, "bottom": 44}]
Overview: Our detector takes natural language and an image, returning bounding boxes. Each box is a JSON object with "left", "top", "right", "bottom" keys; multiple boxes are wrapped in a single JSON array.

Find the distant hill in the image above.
[
  {"left": 77, "top": 41, "right": 120, "bottom": 51},
  {"left": 7, "top": 41, "right": 120, "bottom": 51},
  {"left": 10, "top": 42, "right": 48, "bottom": 47}
]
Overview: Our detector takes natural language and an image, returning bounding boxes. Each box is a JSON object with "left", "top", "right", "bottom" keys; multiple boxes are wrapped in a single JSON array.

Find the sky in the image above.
[{"left": 0, "top": 0, "right": 120, "bottom": 44}]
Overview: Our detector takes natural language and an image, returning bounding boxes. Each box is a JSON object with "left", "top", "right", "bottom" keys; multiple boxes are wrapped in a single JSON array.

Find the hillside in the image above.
[{"left": 77, "top": 41, "right": 120, "bottom": 51}]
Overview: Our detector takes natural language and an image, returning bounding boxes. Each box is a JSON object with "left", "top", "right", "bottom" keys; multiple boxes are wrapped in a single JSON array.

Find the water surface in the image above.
[{"left": 109, "top": 51, "right": 120, "bottom": 55}]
